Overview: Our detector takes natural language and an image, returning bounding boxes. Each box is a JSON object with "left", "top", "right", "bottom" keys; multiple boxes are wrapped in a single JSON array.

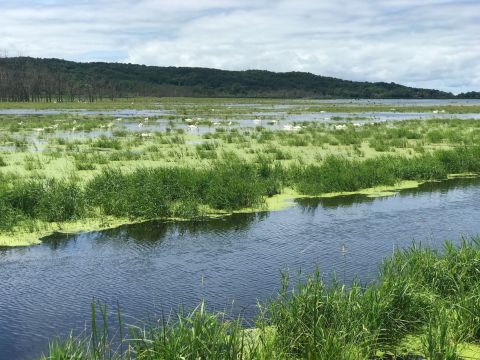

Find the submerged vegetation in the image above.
[{"left": 41, "top": 239, "right": 480, "bottom": 359}]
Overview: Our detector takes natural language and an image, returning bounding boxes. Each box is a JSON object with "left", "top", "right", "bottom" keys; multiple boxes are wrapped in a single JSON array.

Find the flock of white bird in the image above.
[
  {"left": 24, "top": 111, "right": 419, "bottom": 140},
  {"left": 283, "top": 124, "right": 302, "bottom": 131}
]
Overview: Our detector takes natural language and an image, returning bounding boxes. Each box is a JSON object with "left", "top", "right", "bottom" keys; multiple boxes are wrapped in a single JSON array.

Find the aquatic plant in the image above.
[{"left": 292, "top": 146, "right": 480, "bottom": 195}]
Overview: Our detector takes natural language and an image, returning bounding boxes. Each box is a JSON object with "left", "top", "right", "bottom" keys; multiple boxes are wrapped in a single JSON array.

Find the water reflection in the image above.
[
  {"left": 295, "top": 176, "right": 480, "bottom": 212},
  {"left": 42, "top": 212, "right": 267, "bottom": 249}
]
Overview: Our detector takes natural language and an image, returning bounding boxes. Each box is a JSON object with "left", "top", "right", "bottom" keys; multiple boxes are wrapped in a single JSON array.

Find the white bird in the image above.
[
  {"left": 188, "top": 124, "right": 198, "bottom": 131},
  {"left": 353, "top": 123, "right": 363, "bottom": 127},
  {"left": 141, "top": 132, "right": 152, "bottom": 138},
  {"left": 185, "top": 118, "right": 193, "bottom": 123},
  {"left": 334, "top": 124, "right": 347, "bottom": 130},
  {"left": 138, "top": 123, "right": 144, "bottom": 128},
  {"left": 432, "top": 110, "right": 439, "bottom": 114}
]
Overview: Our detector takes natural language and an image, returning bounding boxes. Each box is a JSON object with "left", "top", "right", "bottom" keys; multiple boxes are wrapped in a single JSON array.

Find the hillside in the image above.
[{"left": 0, "top": 57, "right": 477, "bottom": 101}]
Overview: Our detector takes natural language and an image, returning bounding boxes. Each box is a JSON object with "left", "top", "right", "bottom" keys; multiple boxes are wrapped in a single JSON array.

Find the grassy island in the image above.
[{"left": 1, "top": 98, "right": 480, "bottom": 247}]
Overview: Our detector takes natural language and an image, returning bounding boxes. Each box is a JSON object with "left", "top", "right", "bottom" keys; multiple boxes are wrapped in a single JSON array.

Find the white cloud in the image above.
[{"left": 0, "top": 0, "right": 478, "bottom": 93}]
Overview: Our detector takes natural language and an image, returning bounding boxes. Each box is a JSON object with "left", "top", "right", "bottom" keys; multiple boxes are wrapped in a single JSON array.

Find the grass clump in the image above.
[
  {"left": 3, "top": 177, "right": 85, "bottom": 223},
  {"left": 292, "top": 146, "right": 480, "bottom": 195},
  {"left": 1, "top": 146, "right": 480, "bottom": 237}
]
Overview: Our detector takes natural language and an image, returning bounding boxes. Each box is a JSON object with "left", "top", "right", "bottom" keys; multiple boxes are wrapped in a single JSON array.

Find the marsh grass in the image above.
[
  {"left": 92, "top": 136, "right": 122, "bottom": 150},
  {"left": 1, "top": 145, "right": 480, "bottom": 234},
  {"left": 2, "top": 107, "right": 480, "bottom": 240},
  {"left": 41, "top": 239, "right": 480, "bottom": 359},
  {"left": 421, "top": 308, "right": 461, "bottom": 360},
  {"left": 24, "top": 155, "right": 45, "bottom": 171},
  {"left": 292, "top": 146, "right": 480, "bottom": 195},
  {"left": 2, "top": 114, "right": 480, "bottom": 183}
]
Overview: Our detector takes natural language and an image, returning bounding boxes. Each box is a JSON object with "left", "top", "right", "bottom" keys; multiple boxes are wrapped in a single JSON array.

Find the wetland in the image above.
[{"left": 1, "top": 98, "right": 480, "bottom": 359}]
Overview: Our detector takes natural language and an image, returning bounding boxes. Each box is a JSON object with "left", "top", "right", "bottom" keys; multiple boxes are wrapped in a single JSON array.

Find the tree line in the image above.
[
  {"left": 0, "top": 56, "right": 478, "bottom": 102},
  {"left": 0, "top": 57, "right": 121, "bottom": 102}
]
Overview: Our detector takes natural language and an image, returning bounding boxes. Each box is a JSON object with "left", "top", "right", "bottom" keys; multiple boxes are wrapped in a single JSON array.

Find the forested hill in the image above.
[{"left": 0, "top": 57, "right": 477, "bottom": 101}]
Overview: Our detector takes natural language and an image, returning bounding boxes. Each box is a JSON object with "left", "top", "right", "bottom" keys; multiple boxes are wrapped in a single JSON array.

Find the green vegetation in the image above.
[
  {"left": 293, "top": 146, "right": 480, "bottom": 195},
  {"left": 41, "top": 239, "right": 480, "bottom": 359},
  {"left": 1, "top": 98, "right": 480, "bottom": 246},
  {"left": 2, "top": 57, "right": 478, "bottom": 101},
  {"left": 1, "top": 145, "right": 480, "bottom": 246},
  {"left": 1, "top": 99, "right": 479, "bottom": 358}
]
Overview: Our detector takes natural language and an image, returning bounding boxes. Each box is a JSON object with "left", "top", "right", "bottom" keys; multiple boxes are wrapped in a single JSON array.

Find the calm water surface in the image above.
[{"left": 1, "top": 177, "right": 480, "bottom": 359}]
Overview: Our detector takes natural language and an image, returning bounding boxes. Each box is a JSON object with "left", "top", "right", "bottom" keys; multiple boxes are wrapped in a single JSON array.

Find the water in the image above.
[
  {"left": 1, "top": 177, "right": 480, "bottom": 359},
  {"left": 1, "top": 99, "right": 479, "bottom": 137}
]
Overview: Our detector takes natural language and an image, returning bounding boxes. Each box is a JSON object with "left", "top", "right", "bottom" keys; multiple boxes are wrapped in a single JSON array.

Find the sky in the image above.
[{"left": 0, "top": 0, "right": 479, "bottom": 93}]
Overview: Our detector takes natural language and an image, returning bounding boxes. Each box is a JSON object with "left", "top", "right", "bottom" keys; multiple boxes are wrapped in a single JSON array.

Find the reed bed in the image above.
[
  {"left": 292, "top": 146, "right": 480, "bottom": 195},
  {"left": 1, "top": 146, "right": 479, "bottom": 234}
]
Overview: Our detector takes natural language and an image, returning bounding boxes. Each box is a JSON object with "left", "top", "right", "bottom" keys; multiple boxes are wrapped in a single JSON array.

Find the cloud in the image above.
[{"left": 0, "top": 0, "right": 479, "bottom": 93}]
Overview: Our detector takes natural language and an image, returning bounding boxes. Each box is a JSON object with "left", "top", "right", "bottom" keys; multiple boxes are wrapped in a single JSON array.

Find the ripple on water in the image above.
[{"left": 1, "top": 177, "right": 480, "bottom": 359}]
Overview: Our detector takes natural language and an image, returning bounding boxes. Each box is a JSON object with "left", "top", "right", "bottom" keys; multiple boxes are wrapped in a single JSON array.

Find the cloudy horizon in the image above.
[{"left": 1, "top": 0, "right": 479, "bottom": 94}]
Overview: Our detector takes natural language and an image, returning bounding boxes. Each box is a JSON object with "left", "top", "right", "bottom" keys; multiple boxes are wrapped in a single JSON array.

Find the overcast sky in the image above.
[{"left": 1, "top": 0, "right": 479, "bottom": 93}]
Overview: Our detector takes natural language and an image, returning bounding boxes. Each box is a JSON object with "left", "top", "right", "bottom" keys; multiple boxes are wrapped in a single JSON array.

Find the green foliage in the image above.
[
  {"left": 0, "top": 198, "right": 19, "bottom": 231},
  {"left": 293, "top": 146, "right": 480, "bottom": 195},
  {"left": 421, "top": 308, "right": 461, "bottom": 360},
  {"left": 129, "top": 303, "right": 259, "bottom": 359},
  {"left": 85, "top": 167, "right": 205, "bottom": 219},
  {"left": 0, "top": 57, "right": 463, "bottom": 101},
  {"left": 92, "top": 136, "right": 122, "bottom": 150},
  {"left": 2, "top": 178, "right": 85, "bottom": 223},
  {"left": 203, "top": 160, "right": 266, "bottom": 210},
  {"left": 1, "top": 146, "right": 480, "bottom": 233}
]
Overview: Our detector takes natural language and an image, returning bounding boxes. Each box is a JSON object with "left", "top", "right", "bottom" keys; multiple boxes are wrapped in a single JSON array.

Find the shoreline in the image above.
[{"left": 1, "top": 173, "right": 476, "bottom": 248}]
